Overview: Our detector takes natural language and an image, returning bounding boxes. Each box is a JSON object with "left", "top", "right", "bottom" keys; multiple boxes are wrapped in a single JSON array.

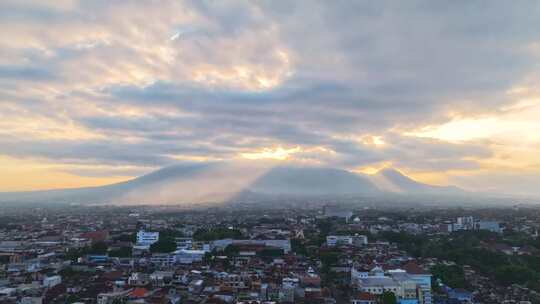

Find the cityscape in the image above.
[
  {"left": 2, "top": 1, "right": 540, "bottom": 304},
  {"left": 2, "top": 203, "right": 540, "bottom": 304}
]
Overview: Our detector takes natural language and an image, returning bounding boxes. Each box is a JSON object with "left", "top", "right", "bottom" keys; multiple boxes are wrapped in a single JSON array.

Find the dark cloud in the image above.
[
  {"left": 0, "top": 135, "right": 234, "bottom": 167},
  {"left": 1, "top": 1, "right": 539, "bottom": 192},
  {"left": 0, "top": 65, "right": 56, "bottom": 80}
]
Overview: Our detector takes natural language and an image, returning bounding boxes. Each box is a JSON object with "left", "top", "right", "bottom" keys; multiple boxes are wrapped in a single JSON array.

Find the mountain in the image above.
[
  {"left": 0, "top": 163, "right": 464, "bottom": 205},
  {"left": 369, "top": 168, "right": 465, "bottom": 195},
  {"left": 249, "top": 166, "right": 379, "bottom": 195},
  {"left": 0, "top": 162, "right": 217, "bottom": 205}
]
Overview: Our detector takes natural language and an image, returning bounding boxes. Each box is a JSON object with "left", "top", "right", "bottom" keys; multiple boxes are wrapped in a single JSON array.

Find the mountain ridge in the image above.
[
  {"left": 372, "top": 167, "right": 465, "bottom": 194},
  {"left": 0, "top": 163, "right": 465, "bottom": 204}
]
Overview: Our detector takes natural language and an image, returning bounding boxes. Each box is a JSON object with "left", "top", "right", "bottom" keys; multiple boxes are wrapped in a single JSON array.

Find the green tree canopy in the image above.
[
  {"left": 495, "top": 265, "right": 537, "bottom": 285},
  {"left": 381, "top": 291, "right": 397, "bottom": 304},
  {"left": 150, "top": 239, "right": 177, "bottom": 253},
  {"left": 291, "top": 238, "right": 307, "bottom": 256},
  {"left": 109, "top": 246, "right": 132, "bottom": 258},
  {"left": 193, "top": 227, "right": 243, "bottom": 241},
  {"left": 431, "top": 264, "right": 467, "bottom": 289},
  {"left": 88, "top": 241, "right": 108, "bottom": 254}
]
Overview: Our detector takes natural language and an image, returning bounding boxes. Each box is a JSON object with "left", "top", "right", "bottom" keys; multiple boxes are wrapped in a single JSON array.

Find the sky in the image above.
[{"left": 1, "top": 1, "right": 540, "bottom": 195}]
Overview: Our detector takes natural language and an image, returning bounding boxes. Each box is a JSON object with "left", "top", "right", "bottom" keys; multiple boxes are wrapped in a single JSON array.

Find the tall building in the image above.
[{"left": 456, "top": 216, "right": 474, "bottom": 230}]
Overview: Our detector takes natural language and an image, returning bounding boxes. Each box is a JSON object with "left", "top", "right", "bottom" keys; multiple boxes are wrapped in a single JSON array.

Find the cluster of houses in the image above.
[{"left": 2, "top": 204, "right": 540, "bottom": 303}]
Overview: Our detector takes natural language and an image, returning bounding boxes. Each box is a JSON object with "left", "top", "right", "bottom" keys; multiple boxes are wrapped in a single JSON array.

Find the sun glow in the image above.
[
  {"left": 360, "top": 135, "right": 386, "bottom": 146},
  {"left": 409, "top": 117, "right": 500, "bottom": 142},
  {"left": 409, "top": 104, "right": 540, "bottom": 144},
  {"left": 240, "top": 146, "right": 301, "bottom": 160},
  {"left": 0, "top": 156, "right": 133, "bottom": 192},
  {"left": 355, "top": 161, "right": 393, "bottom": 175}
]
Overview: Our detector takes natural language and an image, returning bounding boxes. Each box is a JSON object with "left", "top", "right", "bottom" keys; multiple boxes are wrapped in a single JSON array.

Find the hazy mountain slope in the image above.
[
  {"left": 369, "top": 168, "right": 464, "bottom": 195},
  {"left": 0, "top": 162, "right": 217, "bottom": 204},
  {"left": 0, "top": 164, "right": 464, "bottom": 204},
  {"left": 249, "top": 166, "right": 379, "bottom": 195}
]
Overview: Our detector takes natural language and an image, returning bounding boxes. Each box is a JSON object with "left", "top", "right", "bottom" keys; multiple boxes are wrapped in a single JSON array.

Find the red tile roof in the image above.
[
  {"left": 402, "top": 262, "right": 429, "bottom": 275},
  {"left": 354, "top": 292, "right": 376, "bottom": 300},
  {"left": 80, "top": 230, "right": 109, "bottom": 243},
  {"left": 130, "top": 287, "right": 148, "bottom": 298}
]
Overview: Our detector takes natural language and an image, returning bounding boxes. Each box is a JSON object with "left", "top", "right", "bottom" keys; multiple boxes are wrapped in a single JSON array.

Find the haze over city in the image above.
[{"left": 1, "top": 1, "right": 540, "bottom": 198}]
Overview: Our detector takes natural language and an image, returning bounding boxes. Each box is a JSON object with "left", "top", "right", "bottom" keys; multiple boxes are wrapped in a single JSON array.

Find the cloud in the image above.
[
  {"left": 0, "top": 65, "right": 56, "bottom": 80},
  {"left": 1, "top": 1, "right": 540, "bottom": 193}
]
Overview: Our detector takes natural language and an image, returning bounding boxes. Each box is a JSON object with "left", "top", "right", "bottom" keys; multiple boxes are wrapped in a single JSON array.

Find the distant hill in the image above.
[
  {"left": 0, "top": 163, "right": 465, "bottom": 205},
  {"left": 369, "top": 168, "right": 465, "bottom": 195}
]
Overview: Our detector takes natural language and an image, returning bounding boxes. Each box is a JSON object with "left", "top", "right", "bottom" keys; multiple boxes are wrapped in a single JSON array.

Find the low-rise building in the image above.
[
  {"left": 327, "top": 235, "right": 368, "bottom": 247},
  {"left": 43, "top": 275, "right": 62, "bottom": 289},
  {"left": 136, "top": 230, "right": 159, "bottom": 246},
  {"left": 173, "top": 249, "right": 206, "bottom": 264}
]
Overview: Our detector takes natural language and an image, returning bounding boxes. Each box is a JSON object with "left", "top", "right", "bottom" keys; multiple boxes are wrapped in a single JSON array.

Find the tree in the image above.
[
  {"left": 65, "top": 248, "right": 86, "bottom": 261},
  {"left": 193, "top": 227, "right": 243, "bottom": 241},
  {"left": 150, "top": 239, "right": 177, "bottom": 253},
  {"left": 258, "top": 248, "right": 284, "bottom": 257},
  {"left": 291, "top": 238, "right": 307, "bottom": 256},
  {"left": 66, "top": 294, "right": 81, "bottom": 303},
  {"left": 0, "top": 255, "right": 9, "bottom": 265},
  {"left": 430, "top": 264, "right": 467, "bottom": 289},
  {"left": 381, "top": 291, "right": 397, "bottom": 304},
  {"left": 320, "top": 252, "right": 339, "bottom": 267},
  {"left": 316, "top": 219, "right": 333, "bottom": 240},
  {"left": 495, "top": 265, "right": 536, "bottom": 286},
  {"left": 203, "top": 252, "right": 213, "bottom": 264},
  {"left": 59, "top": 267, "right": 81, "bottom": 279},
  {"left": 114, "top": 233, "right": 136, "bottom": 243},
  {"left": 223, "top": 244, "right": 240, "bottom": 256},
  {"left": 88, "top": 242, "right": 108, "bottom": 254},
  {"left": 158, "top": 229, "right": 185, "bottom": 238},
  {"left": 109, "top": 246, "right": 132, "bottom": 258}
]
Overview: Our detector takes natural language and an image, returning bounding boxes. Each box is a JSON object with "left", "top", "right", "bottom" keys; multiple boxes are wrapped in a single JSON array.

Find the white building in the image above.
[
  {"left": 150, "top": 271, "right": 174, "bottom": 286},
  {"left": 402, "top": 265, "right": 432, "bottom": 304},
  {"left": 150, "top": 253, "right": 175, "bottom": 266},
  {"left": 136, "top": 230, "right": 159, "bottom": 246},
  {"left": 189, "top": 279, "right": 204, "bottom": 293},
  {"left": 175, "top": 237, "right": 193, "bottom": 250},
  {"left": 211, "top": 239, "right": 291, "bottom": 253},
  {"left": 173, "top": 249, "right": 206, "bottom": 264},
  {"left": 128, "top": 272, "right": 150, "bottom": 286},
  {"left": 42, "top": 275, "right": 62, "bottom": 288},
  {"left": 351, "top": 265, "right": 370, "bottom": 281},
  {"left": 354, "top": 235, "right": 369, "bottom": 246},
  {"left": 351, "top": 265, "right": 432, "bottom": 304},
  {"left": 327, "top": 235, "right": 353, "bottom": 247},
  {"left": 456, "top": 216, "right": 474, "bottom": 230},
  {"left": 0, "top": 288, "right": 17, "bottom": 297},
  {"left": 280, "top": 278, "right": 300, "bottom": 303},
  {"left": 327, "top": 235, "right": 368, "bottom": 247},
  {"left": 97, "top": 289, "right": 132, "bottom": 304},
  {"left": 20, "top": 297, "right": 43, "bottom": 304},
  {"left": 476, "top": 221, "right": 502, "bottom": 233}
]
